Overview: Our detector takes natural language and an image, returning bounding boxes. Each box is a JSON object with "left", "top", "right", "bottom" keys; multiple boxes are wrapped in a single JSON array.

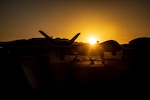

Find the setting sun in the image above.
[{"left": 88, "top": 37, "right": 97, "bottom": 45}]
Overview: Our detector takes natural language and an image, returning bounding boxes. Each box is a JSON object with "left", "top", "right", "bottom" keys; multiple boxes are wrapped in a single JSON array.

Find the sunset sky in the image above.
[{"left": 0, "top": 0, "right": 150, "bottom": 44}]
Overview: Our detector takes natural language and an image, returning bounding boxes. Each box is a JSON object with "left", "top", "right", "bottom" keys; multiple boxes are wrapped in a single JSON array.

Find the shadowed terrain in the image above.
[{"left": 1, "top": 37, "right": 150, "bottom": 98}]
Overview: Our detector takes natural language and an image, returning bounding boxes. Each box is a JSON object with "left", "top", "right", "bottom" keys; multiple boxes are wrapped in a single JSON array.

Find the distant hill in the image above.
[{"left": 0, "top": 38, "right": 53, "bottom": 47}]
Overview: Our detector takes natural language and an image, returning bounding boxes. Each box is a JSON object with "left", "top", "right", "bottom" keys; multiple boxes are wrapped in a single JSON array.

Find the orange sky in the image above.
[{"left": 0, "top": 0, "right": 150, "bottom": 44}]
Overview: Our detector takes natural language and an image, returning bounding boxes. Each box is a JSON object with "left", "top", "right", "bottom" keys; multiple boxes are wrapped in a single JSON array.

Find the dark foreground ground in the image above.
[{"left": 1, "top": 51, "right": 150, "bottom": 98}]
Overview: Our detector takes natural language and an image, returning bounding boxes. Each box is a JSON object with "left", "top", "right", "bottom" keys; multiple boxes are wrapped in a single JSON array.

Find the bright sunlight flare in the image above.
[{"left": 88, "top": 37, "right": 97, "bottom": 45}]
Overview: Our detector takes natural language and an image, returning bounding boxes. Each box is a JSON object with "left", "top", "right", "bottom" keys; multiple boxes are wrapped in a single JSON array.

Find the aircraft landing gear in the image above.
[
  {"left": 99, "top": 52, "right": 105, "bottom": 65},
  {"left": 89, "top": 58, "right": 95, "bottom": 64},
  {"left": 102, "top": 60, "right": 105, "bottom": 64}
]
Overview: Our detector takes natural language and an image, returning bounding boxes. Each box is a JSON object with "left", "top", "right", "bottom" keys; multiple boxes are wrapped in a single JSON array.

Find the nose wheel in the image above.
[
  {"left": 102, "top": 60, "right": 105, "bottom": 64},
  {"left": 89, "top": 57, "right": 105, "bottom": 65}
]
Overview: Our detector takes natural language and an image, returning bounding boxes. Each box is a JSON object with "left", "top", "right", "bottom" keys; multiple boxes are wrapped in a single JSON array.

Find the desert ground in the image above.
[{"left": 1, "top": 50, "right": 149, "bottom": 98}]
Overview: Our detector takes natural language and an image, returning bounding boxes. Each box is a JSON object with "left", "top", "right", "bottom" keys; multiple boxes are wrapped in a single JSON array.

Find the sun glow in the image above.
[{"left": 88, "top": 37, "right": 97, "bottom": 45}]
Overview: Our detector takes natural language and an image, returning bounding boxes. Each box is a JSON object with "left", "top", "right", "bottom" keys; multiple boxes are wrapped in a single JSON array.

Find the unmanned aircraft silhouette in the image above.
[{"left": 39, "top": 30, "right": 122, "bottom": 64}]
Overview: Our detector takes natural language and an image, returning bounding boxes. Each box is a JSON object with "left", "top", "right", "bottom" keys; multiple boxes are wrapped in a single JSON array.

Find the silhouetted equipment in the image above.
[
  {"left": 39, "top": 30, "right": 122, "bottom": 64},
  {"left": 100, "top": 40, "right": 122, "bottom": 56},
  {"left": 39, "top": 30, "right": 80, "bottom": 60},
  {"left": 74, "top": 40, "right": 122, "bottom": 64},
  {"left": 129, "top": 37, "right": 150, "bottom": 49},
  {"left": 39, "top": 30, "right": 80, "bottom": 46},
  {"left": 121, "top": 37, "right": 150, "bottom": 67},
  {"left": 128, "top": 37, "right": 150, "bottom": 62}
]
